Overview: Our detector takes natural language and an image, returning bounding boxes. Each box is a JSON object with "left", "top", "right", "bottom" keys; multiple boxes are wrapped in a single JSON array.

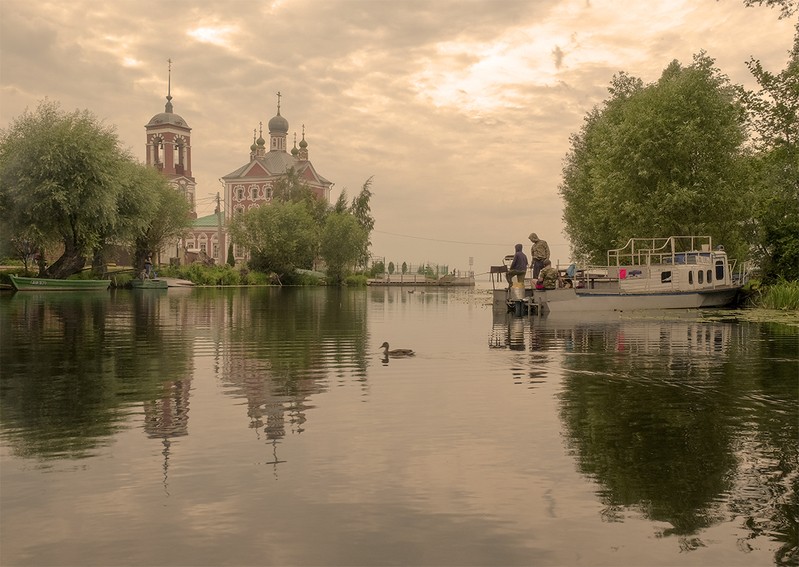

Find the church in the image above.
[
  {"left": 145, "top": 74, "right": 333, "bottom": 265},
  {"left": 221, "top": 92, "right": 333, "bottom": 261}
]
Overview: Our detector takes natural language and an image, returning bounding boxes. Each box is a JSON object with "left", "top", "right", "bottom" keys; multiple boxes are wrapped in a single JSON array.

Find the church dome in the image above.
[
  {"left": 268, "top": 112, "right": 288, "bottom": 133},
  {"left": 147, "top": 111, "right": 189, "bottom": 128}
]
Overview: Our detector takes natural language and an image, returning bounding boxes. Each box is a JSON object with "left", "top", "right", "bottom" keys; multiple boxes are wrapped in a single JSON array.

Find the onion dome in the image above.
[{"left": 268, "top": 111, "right": 288, "bottom": 133}]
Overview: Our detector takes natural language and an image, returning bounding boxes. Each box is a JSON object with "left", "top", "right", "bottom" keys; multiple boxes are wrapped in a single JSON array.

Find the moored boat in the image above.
[
  {"left": 504, "top": 236, "right": 745, "bottom": 314},
  {"left": 8, "top": 274, "right": 111, "bottom": 292},
  {"left": 131, "top": 277, "right": 168, "bottom": 290}
]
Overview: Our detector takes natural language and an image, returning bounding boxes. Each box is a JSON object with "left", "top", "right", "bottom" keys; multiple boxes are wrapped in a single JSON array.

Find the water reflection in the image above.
[
  {"left": 490, "top": 312, "right": 798, "bottom": 564},
  {"left": 0, "top": 291, "right": 194, "bottom": 462}
]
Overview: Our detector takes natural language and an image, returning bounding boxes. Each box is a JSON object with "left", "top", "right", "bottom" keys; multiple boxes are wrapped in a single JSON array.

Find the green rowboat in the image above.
[
  {"left": 131, "top": 278, "right": 168, "bottom": 290},
  {"left": 9, "top": 274, "right": 110, "bottom": 292}
]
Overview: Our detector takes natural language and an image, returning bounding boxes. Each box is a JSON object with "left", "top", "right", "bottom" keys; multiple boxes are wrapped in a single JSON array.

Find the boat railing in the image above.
[{"left": 607, "top": 236, "right": 714, "bottom": 266}]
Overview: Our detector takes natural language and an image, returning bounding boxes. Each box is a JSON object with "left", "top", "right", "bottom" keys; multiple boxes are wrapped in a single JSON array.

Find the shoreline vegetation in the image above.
[{"left": 1, "top": 263, "right": 797, "bottom": 312}]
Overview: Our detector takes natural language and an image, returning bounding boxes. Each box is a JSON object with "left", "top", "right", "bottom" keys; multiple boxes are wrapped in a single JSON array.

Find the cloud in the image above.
[{"left": 0, "top": 0, "right": 794, "bottom": 273}]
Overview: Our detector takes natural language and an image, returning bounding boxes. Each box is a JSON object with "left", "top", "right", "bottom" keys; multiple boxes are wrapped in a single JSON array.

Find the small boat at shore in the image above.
[
  {"left": 131, "top": 277, "right": 168, "bottom": 290},
  {"left": 8, "top": 274, "right": 110, "bottom": 292},
  {"left": 503, "top": 236, "right": 745, "bottom": 314}
]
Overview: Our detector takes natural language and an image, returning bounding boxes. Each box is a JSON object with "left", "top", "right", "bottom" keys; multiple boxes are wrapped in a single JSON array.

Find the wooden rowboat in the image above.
[{"left": 8, "top": 274, "right": 110, "bottom": 292}]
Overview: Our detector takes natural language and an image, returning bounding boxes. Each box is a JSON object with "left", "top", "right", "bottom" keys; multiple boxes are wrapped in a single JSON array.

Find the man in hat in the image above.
[{"left": 529, "top": 233, "right": 550, "bottom": 279}]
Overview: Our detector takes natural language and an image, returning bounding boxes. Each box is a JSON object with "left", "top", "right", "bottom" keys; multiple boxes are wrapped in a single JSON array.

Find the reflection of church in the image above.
[{"left": 145, "top": 69, "right": 333, "bottom": 264}]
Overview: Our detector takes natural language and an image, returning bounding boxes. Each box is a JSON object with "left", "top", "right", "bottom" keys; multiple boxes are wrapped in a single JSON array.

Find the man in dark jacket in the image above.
[{"left": 506, "top": 243, "right": 528, "bottom": 288}]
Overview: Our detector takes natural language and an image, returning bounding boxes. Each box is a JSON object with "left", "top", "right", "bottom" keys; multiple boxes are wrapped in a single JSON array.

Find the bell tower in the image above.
[{"left": 145, "top": 59, "right": 197, "bottom": 218}]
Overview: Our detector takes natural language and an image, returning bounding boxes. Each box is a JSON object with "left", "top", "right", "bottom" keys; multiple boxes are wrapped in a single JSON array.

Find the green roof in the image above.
[{"left": 193, "top": 212, "right": 222, "bottom": 228}]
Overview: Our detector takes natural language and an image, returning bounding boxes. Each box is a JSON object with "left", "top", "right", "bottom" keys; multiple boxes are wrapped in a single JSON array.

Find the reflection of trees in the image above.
[
  {"left": 557, "top": 318, "right": 798, "bottom": 563},
  {"left": 0, "top": 292, "right": 192, "bottom": 461},
  {"left": 723, "top": 322, "right": 799, "bottom": 566}
]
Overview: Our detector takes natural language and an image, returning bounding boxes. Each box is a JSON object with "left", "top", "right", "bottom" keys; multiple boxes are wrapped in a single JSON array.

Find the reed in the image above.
[{"left": 756, "top": 279, "right": 799, "bottom": 310}]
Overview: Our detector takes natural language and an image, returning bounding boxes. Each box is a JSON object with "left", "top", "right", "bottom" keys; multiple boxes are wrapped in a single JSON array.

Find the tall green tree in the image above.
[
  {"left": 130, "top": 168, "right": 192, "bottom": 271},
  {"left": 350, "top": 176, "right": 375, "bottom": 268},
  {"left": 559, "top": 53, "right": 749, "bottom": 263},
  {"left": 741, "top": 36, "right": 799, "bottom": 281},
  {"left": 0, "top": 100, "right": 132, "bottom": 278},
  {"left": 228, "top": 201, "right": 316, "bottom": 282},
  {"left": 319, "top": 212, "right": 368, "bottom": 284}
]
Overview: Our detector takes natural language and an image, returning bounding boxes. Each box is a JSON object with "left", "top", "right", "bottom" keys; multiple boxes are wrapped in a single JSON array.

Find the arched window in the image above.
[{"left": 152, "top": 136, "right": 164, "bottom": 164}]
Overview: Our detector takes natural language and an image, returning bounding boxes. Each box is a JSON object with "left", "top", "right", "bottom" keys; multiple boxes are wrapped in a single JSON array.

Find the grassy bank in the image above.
[{"left": 746, "top": 279, "right": 799, "bottom": 310}]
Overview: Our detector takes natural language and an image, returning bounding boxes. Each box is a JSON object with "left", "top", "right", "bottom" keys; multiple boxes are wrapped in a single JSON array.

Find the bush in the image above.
[
  {"left": 344, "top": 274, "right": 368, "bottom": 286},
  {"left": 755, "top": 279, "right": 799, "bottom": 310}
]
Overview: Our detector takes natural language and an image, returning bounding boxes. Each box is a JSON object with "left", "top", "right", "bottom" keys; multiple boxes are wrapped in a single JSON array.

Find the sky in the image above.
[{"left": 0, "top": 0, "right": 795, "bottom": 277}]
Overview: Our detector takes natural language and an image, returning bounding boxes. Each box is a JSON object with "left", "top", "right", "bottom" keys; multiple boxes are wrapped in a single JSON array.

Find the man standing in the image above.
[
  {"left": 506, "top": 243, "right": 528, "bottom": 288},
  {"left": 529, "top": 233, "right": 550, "bottom": 279}
]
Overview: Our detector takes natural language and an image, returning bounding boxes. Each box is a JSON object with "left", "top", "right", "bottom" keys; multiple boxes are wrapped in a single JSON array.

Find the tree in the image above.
[
  {"left": 350, "top": 177, "right": 375, "bottom": 268},
  {"left": 742, "top": 0, "right": 798, "bottom": 18},
  {"left": 228, "top": 201, "right": 316, "bottom": 282},
  {"left": 320, "top": 212, "right": 368, "bottom": 284},
  {"left": 741, "top": 36, "right": 799, "bottom": 281},
  {"left": 227, "top": 242, "right": 235, "bottom": 267},
  {"left": 388, "top": 261, "right": 395, "bottom": 275},
  {"left": 130, "top": 169, "right": 192, "bottom": 271},
  {"left": 559, "top": 53, "right": 750, "bottom": 263},
  {"left": 0, "top": 100, "right": 134, "bottom": 278}
]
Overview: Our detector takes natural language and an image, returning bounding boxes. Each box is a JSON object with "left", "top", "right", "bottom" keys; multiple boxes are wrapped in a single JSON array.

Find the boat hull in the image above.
[
  {"left": 534, "top": 287, "right": 740, "bottom": 313},
  {"left": 131, "top": 278, "right": 168, "bottom": 290},
  {"left": 9, "top": 275, "right": 110, "bottom": 292}
]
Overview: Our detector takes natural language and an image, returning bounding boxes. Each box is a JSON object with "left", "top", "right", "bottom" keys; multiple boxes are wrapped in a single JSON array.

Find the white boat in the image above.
[{"left": 529, "top": 236, "right": 744, "bottom": 314}]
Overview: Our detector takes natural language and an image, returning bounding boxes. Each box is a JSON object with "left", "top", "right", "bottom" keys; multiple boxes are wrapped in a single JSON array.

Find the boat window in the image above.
[
  {"left": 661, "top": 271, "right": 672, "bottom": 283},
  {"left": 698, "top": 270, "right": 704, "bottom": 284},
  {"left": 707, "top": 269, "right": 712, "bottom": 283},
  {"left": 715, "top": 261, "right": 724, "bottom": 281},
  {"left": 689, "top": 271, "right": 693, "bottom": 285}
]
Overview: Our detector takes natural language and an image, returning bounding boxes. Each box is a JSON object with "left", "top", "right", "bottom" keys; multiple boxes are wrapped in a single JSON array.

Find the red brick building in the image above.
[
  {"left": 146, "top": 80, "right": 331, "bottom": 265},
  {"left": 222, "top": 94, "right": 333, "bottom": 260}
]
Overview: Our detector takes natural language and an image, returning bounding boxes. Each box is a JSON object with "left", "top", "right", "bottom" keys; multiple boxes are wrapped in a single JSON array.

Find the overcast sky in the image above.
[{"left": 0, "top": 0, "right": 794, "bottom": 275}]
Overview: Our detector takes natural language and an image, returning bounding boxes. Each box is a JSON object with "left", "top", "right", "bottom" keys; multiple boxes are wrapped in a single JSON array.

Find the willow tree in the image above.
[
  {"left": 0, "top": 101, "right": 131, "bottom": 278},
  {"left": 559, "top": 53, "right": 750, "bottom": 263}
]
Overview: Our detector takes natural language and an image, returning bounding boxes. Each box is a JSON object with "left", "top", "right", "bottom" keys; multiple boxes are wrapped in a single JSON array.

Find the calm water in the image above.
[{"left": 0, "top": 286, "right": 796, "bottom": 567}]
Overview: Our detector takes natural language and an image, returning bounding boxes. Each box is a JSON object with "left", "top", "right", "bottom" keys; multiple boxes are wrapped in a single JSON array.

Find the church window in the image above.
[{"left": 236, "top": 186, "right": 245, "bottom": 201}]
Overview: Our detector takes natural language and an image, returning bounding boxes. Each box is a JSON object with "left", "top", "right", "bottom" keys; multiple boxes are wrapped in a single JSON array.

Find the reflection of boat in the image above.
[
  {"left": 506, "top": 237, "right": 743, "bottom": 314},
  {"left": 131, "top": 278, "right": 169, "bottom": 290},
  {"left": 9, "top": 274, "right": 110, "bottom": 292}
]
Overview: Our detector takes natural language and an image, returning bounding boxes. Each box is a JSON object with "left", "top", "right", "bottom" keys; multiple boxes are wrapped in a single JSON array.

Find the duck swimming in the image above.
[{"left": 380, "top": 342, "right": 415, "bottom": 357}]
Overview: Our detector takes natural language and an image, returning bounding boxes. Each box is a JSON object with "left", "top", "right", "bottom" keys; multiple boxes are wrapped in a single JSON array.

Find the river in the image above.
[{"left": 0, "top": 286, "right": 796, "bottom": 566}]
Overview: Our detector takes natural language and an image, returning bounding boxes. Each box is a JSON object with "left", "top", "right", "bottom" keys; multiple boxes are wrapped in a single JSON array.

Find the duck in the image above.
[{"left": 380, "top": 342, "right": 415, "bottom": 357}]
